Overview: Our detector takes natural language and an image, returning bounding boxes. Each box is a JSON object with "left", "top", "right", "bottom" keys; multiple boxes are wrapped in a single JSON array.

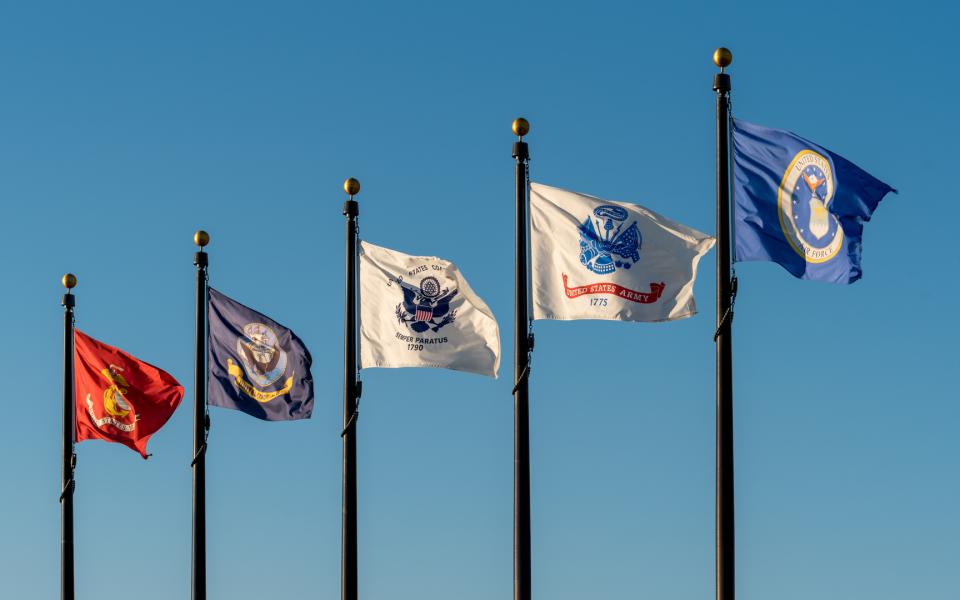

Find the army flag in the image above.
[
  {"left": 530, "top": 182, "right": 715, "bottom": 322},
  {"left": 208, "top": 288, "right": 314, "bottom": 421},
  {"left": 74, "top": 330, "right": 184, "bottom": 458},
  {"left": 359, "top": 241, "right": 501, "bottom": 377},
  {"left": 733, "top": 119, "right": 896, "bottom": 283}
]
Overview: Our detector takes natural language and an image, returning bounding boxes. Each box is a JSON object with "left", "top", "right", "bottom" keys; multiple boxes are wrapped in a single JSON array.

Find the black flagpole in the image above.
[
  {"left": 712, "top": 47, "right": 735, "bottom": 600},
  {"left": 512, "top": 118, "right": 531, "bottom": 600},
  {"left": 192, "top": 230, "right": 210, "bottom": 600},
  {"left": 342, "top": 178, "right": 361, "bottom": 600},
  {"left": 60, "top": 273, "right": 77, "bottom": 600}
]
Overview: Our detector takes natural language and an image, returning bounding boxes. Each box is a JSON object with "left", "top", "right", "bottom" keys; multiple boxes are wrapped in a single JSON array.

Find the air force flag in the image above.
[
  {"left": 530, "top": 182, "right": 715, "bottom": 322},
  {"left": 208, "top": 288, "right": 314, "bottom": 421},
  {"left": 733, "top": 119, "right": 896, "bottom": 284},
  {"left": 359, "top": 241, "right": 501, "bottom": 378}
]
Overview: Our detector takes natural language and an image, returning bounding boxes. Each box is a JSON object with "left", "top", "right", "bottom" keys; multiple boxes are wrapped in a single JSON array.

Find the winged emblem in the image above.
[
  {"left": 396, "top": 275, "right": 458, "bottom": 333},
  {"left": 578, "top": 205, "right": 642, "bottom": 275}
]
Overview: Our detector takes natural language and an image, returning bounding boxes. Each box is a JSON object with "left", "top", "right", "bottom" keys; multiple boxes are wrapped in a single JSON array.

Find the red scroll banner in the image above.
[{"left": 562, "top": 274, "right": 665, "bottom": 304}]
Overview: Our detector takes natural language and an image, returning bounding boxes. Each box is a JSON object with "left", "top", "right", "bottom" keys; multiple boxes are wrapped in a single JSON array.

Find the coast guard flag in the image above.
[
  {"left": 208, "top": 288, "right": 314, "bottom": 421},
  {"left": 74, "top": 330, "right": 184, "bottom": 458},
  {"left": 359, "top": 241, "right": 501, "bottom": 377},
  {"left": 733, "top": 119, "right": 896, "bottom": 283},
  {"left": 531, "top": 182, "right": 715, "bottom": 322}
]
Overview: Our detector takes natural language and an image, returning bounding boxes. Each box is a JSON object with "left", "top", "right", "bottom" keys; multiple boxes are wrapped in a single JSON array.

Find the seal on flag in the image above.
[
  {"left": 778, "top": 149, "right": 844, "bottom": 263},
  {"left": 236, "top": 322, "right": 288, "bottom": 387},
  {"left": 578, "top": 205, "right": 642, "bottom": 274},
  {"left": 223, "top": 320, "right": 296, "bottom": 405},
  {"left": 221, "top": 321, "right": 297, "bottom": 404},
  {"left": 396, "top": 275, "right": 458, "bottom": 333},
  {"left": 86, "top": 364, "right": 138, "bottom": 433}
]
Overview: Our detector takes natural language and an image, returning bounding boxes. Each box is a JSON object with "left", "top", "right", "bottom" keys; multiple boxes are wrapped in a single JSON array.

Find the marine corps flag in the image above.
[
  {"left": 359, "top": 241, "right": 501, "bottom": 377},
  {"left": 530, "top": 182, "right": 715, "bottom": 322},
  {"left": 207, "top": 288, "right": 314, "bottom": 421},
  {"left": 74, "top": 330, "right": 184, "bottom": 458}
]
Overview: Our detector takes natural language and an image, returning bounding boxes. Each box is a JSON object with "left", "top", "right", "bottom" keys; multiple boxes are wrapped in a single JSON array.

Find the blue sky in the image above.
[{"left": 2, "top": 1, "right": 957, "bottom": 599}]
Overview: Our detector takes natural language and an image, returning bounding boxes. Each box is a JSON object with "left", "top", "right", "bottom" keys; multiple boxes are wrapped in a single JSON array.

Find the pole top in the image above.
[
  {"left": 194, "top": 230, "right": 210, "bottom": 248},
  {"left": 512, "top": 117, "right": 530, "bottom": 139},
  {"left": 344, "top": 177, "right": 361, "bottom": 198},
  {"left": 713, "top": 47, "right": 733, "bottom": 71},
  {"left": 61, "top": 273, "right": 77, "bottom": 290}
]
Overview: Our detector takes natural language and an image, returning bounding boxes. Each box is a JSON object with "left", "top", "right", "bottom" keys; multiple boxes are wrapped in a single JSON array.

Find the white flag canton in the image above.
[
  {"left": 530, "top": 182, "right": 715, "bottom": 323},
  {"left": 359, "top": 241, "right": 501, "bottom": 378}
]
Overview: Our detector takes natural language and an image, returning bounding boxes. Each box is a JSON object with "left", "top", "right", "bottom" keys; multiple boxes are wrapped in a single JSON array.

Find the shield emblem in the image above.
[{"left": 415, "top": 303, "right": 433, "bottom": 322}]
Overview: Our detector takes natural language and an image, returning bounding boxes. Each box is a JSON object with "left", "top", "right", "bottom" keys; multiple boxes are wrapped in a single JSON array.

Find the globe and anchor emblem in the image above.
[{"left": 101, "top": 364, "right": 134, "bottom": 419}]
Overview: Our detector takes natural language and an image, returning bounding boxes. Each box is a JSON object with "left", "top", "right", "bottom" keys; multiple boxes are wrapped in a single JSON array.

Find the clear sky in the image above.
[{"left": 2, "top": 1, "right": 957, "bottom": 599}]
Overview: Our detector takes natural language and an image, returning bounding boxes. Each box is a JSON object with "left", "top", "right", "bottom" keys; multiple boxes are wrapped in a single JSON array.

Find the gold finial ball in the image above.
[
  {"left": 62, "top": 273, "right": 77, "bottom": 289},
  {"left": 194, "top": 230, "right": 210, "bottom": 247},
  {"left": 512, "top": 117, "right": 530, "bottom": 138},
  {"left": 713, "top": 47, "right": 733, "bottom": 69},
  {"left": 344, "top": 177, "right": 361, "bottom": 197}
]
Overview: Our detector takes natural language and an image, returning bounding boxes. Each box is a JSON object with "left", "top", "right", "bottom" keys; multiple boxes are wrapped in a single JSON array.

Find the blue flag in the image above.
[
  {"left": 732, "top": 119, "right": 896, "bottom": 283},
  {"left": 208, "top": 288, "right": 314, "bottom": 421}
]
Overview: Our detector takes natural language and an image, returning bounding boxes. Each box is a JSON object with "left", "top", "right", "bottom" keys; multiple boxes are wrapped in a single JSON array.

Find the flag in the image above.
[
  {"left": 208, "top": 288, "right": 314, "bottom": 421},
  {"left": 74, "top": 330, "right": 184, "bottom": 458},
  {"left": 359, "top": 240, "right": 501, "bottom": 377},
  {"left": 530, "top": 182, "right": 715, "bottom": 322},
  {"left": 733, "top": 118, "right": 896, "bottom": 283}
]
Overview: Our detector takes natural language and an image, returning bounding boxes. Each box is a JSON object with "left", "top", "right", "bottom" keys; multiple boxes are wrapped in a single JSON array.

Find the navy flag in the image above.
[
  {"left": 733, "top": 119, "right": 896, "bottom": 284},
  {"left": 208, "top": 288, "right": 314, "bottom": 421}
]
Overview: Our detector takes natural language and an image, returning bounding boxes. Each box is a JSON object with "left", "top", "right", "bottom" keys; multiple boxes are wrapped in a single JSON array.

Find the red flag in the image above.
[{"left": 74, "top": 330, "right": 184, "bottom": 458}]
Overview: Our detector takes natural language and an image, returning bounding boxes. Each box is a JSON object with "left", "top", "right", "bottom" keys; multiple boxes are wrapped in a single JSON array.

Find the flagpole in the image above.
[
  {"left": 192, "top": 230, "right": 210, "bottom": 600},
  {"left": 342, "top": 178, "right": 361, "bottom": 600},
  {"left": 511, "top": 118, "right": 531, "bottom": 600},
  {"left": 712, "top": 47, "right": 735, "bottom": 600},
  {"left": 60, "top": 273, "right": 77, "bottom": 600}
]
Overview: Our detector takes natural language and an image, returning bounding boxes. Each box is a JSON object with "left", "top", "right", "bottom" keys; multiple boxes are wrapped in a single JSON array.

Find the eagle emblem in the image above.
[
  {"left": 578, "top": 205, "right": 642, "bottom": 274},
  {"left": 396, "top": 275, "right": 458, "bottom": 333}
]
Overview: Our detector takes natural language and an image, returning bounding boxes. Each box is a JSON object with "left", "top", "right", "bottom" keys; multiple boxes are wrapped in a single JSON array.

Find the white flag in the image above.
[
  {"left": 359, "top": 241, "right": 501, "bottom": 377},
  {"left": 530, "top": 182, "right": 715, "bottom": 322}
]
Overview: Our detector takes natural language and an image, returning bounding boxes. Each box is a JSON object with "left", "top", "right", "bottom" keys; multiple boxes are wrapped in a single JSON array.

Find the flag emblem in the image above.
[
  {"left": 236, "top": 322, "right": 288, "bottom": 387},
  {"left": 778, "top": 150, "right": 844, "bottom": 262},
  {"left": 397, "top": 275, "right": 458, "bottom": 333},
  {"left": 578, "top": 205, "right": 642, "bottom": 274},
  {"left": 87, "top": 364, "right": 137, "bottom": 433}
]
